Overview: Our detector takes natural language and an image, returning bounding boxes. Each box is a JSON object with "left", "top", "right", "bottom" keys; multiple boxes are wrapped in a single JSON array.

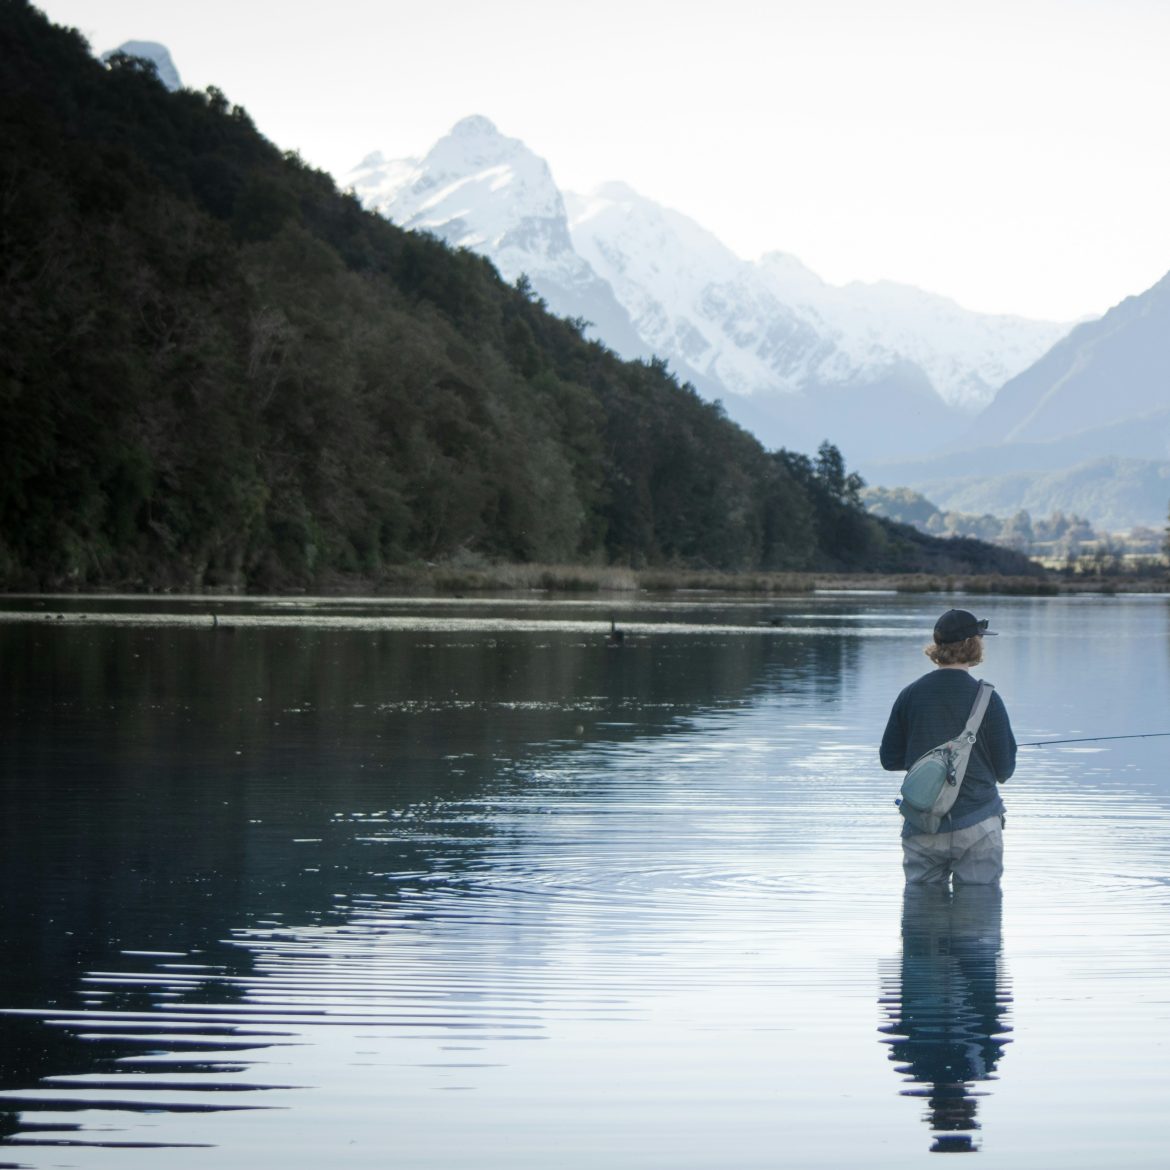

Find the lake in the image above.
[{"left": 1, "top": 590, "right": 1168, "bottom": 1168}]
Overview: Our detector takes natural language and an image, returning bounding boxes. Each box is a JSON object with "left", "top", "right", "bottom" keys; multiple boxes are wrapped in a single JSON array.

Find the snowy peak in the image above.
[
  {"left": 755, "top": 267, "right": 1072, "bottom": 414},
  {"left": 431, "top": 114, "right": 525, "bottom": 170},
  {"left": 101, "top": 40, "right": 182, "bottom": 91},
  {"left": 345, "top": 116, "right": 650, "bottom": 359},
  {"left": 345, "top": 115, "right": 569, "bottom": 257},
  {"left": 565, "top": 182, "right": 1070, "bottom": 414},
  {"left": 568, "top": 183, "right": 743, "bottom": 284},
  {"left": 566, "top": 184, "right": 821, "bottom": 397},
  {"left": 449, "top": 113, "right": 502, "bottom": 140}
]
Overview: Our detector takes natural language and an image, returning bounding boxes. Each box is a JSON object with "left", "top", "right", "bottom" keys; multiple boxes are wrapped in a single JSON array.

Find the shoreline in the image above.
[{"left": 3, "top": 564, "right": 1166, "bottom": 598}]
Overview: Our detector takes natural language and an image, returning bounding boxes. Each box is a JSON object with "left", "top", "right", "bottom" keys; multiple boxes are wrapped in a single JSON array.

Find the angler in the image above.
[{"left": 880, "top": 609, "right": 1016, "bottom": 888}]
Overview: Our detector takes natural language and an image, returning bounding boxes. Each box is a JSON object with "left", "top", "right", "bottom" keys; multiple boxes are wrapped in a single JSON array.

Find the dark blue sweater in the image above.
[{"left": 880, "top": 668, "right": 1016, "bottom": 834}]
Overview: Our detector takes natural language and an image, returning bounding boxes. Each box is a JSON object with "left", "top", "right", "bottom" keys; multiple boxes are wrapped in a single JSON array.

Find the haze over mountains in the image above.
[
  {"left": 875, "top": 273, "right": 1170, "bottom": 528},
  {"left": 347, "top": 115, "right": 1170, "bottom": 530}
]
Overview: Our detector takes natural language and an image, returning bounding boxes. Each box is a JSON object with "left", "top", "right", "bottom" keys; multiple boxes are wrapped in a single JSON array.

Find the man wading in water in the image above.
[{"left": 880, "top": 609, "right": 1017, "bottom": 885}]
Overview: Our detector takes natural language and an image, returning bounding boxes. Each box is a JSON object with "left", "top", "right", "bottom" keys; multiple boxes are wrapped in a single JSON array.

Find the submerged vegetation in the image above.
[{"left": 1, "top": 1, "right": 1044, "bottom": 592}]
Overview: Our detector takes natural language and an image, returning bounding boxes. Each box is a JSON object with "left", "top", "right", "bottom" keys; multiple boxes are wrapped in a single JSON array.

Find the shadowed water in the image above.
[{"left": 1, "top": 591, "right": 1168, "bottom": 1167}]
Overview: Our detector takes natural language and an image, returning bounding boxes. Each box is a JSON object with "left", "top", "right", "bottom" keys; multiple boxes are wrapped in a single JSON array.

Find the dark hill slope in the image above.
[{"left": 0, "top": 1, "right": 1035, "bottom": 589}]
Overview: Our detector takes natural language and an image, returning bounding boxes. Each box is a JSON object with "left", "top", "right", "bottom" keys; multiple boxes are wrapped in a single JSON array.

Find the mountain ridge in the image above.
[{"left": 974, "top": 271, "right": 1170, "bottom": 445}]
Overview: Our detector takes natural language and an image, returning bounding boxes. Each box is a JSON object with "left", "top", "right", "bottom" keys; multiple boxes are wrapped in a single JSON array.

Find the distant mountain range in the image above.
[
  {"left": 346, "top": 115, "right": 1170, "bottom": 530},
  {"left": 345, "top": 117, "right": 1069, "bottom": 463}
]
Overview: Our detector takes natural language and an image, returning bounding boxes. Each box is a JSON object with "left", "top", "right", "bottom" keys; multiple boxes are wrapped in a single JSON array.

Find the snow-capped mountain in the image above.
[
  {"left": 561, "top": 181, "right": 960, "bottom": 456},
  {"left": 101, "top": 41, "right": 181, "bottom": 91},
  {"left": 567, "top": 183, "right": 1068, "bottom": 417},
  {"left": 346, "top": 117, "right": 648, "bottom": 360},
  {"left": 756, "top": 256, "right": 1070, "bottom": 415},
  {"left": 565, "top": 182, "right": 840, "bottom": 401}
]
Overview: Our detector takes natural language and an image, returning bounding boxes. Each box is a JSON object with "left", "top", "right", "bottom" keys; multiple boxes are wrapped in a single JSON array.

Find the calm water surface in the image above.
[{"left": 1, "top": 591, "right": 1168, "bottom": 1168}]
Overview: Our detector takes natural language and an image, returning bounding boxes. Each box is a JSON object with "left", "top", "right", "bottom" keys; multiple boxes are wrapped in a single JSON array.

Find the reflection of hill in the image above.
[
  {"left": 0, "top": 606, "right": 854, "bottom": 1053},
  {"left": 0, "top": 602, "right": 867, "bottom": 1119},
  {"left": 879, "top": 885, "right": 1013, "bottom": 1153}
]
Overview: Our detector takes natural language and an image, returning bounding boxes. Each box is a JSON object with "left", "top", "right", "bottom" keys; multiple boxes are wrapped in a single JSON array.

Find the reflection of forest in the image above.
[
  {"left": 879, "top": 885, "right": 1012, "bottom": 1153},
  {"left": 0, "top": 614, "right": 859, "bottom": 1089},
  {"left": 3, "top": 591, "right": 1164, "bottom": 1163}
]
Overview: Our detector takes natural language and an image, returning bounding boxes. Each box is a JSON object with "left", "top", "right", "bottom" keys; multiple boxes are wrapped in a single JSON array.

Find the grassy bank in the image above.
[{"left": 9, "top": 563, "right": 1165, "bottom": 598}]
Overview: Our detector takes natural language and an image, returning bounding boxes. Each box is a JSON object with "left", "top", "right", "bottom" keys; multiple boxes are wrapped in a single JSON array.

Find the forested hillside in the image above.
[{"left": 0, "top": 1, "right": 1036, "bottom": 590}]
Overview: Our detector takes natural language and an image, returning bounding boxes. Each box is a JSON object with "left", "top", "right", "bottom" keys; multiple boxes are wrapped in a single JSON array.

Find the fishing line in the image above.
[{"left": 1018, "top": 731, "right": 1170, "bottom": 748}]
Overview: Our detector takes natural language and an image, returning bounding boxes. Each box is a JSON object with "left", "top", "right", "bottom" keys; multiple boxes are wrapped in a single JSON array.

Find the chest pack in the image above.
[{"left": 898, "top": 681, "right": 994, "bottom": 833}]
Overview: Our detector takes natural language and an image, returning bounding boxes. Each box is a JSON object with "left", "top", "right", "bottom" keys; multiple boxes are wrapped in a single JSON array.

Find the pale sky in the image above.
[{"left": 31, "top": 0, "right": 1170, "bottom": 321}]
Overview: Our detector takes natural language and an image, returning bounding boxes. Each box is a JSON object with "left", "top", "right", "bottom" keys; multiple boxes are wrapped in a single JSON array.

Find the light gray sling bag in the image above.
[{"left": 898, "top": 681, "right": 994, "bottom": 834}]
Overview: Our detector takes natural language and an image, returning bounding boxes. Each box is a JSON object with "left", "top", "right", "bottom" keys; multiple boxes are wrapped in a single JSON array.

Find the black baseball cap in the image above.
[{"left": 933, "top": 609, "right": 998, "bottom": 644}]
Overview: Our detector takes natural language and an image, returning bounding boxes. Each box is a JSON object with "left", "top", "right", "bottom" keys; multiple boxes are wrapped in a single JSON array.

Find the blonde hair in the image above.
[{"left": 925, "top": 635, "right": 984, "bottom": 667}]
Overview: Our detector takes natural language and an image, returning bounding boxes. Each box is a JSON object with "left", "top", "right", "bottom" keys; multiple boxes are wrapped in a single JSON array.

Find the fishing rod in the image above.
[{"left": 1018, "top": 731, "right": 1170, "bottom": 748}]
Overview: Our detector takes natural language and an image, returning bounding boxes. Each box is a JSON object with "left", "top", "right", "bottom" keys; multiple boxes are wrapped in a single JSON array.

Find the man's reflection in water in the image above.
[{"left": 879, "top": 885, "right": 1012, "bottom": 1153}]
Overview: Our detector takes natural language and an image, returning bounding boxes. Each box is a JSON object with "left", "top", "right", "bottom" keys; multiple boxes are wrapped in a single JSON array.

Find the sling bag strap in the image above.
[{"left": 962, "top": 681, "right": 995, "bottom": 744}]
